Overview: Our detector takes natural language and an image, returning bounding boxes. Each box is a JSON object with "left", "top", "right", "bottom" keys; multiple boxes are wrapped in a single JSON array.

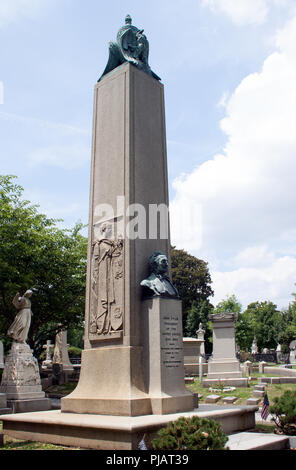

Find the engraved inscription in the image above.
[{"left": 161, "top": 315, "right": 183, "bottom": 369}]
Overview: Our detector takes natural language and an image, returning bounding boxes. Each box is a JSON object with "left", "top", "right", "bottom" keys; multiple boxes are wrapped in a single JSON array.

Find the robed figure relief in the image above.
[
  {"left": 89, "top": 223, "right": 124, "bottom": 337},
  {"left": 7, "top": 290, "right": 33, "bottom": 344}
]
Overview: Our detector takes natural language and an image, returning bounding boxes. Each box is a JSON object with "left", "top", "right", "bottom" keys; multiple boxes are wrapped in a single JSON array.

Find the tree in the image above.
[
  {"left": 242, "top": 301, "right": 282, "bottom": 351},
  {"left": 214, "top": 294, "right": 242, "bottom": 315},
  {"left": 185, "top": 299, "right": 213, "bottom": 354},
  {"left": 212, "top": 294, "right": 253, "bottom": 351},
  {"left": 171, "top": 247, "right": 214, "bottom": 332},
  {"left": 0, "top": 175, "right": 87, "bottom": 357}
]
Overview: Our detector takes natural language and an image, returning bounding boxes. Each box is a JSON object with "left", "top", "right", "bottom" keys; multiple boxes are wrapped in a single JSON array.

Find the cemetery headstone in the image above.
[
  {"left": 41, "top": 340, "right": 54, "bottom": 370},
  {"left": 0, "top": 340, "right": 4, "bottom": 369},
  {"left": 0, "top": 290, "right": 51, "bottom": 413},
  {"left": 204, "top": 312, "right": 248, "bottom": 387}
]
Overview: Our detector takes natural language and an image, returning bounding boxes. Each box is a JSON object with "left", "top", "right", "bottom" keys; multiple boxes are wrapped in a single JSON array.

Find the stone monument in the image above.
[
  {"left": 289, "top": 340, "right": 296, "bottom": 363},
  {"left": 0, "top": 340, "right": 11, "bottom": 414},
  {"left": 203, "top": 313, "right": 248, "bottom": 387},
  {"left": 61, "top": 16, "right": 194, "bottom": 418},
  {"left": 251, "top": 337, "right": 258, "bottom": 354},
  {"left": 0, "top": 290, "right": 51, "bottom": 413},
  {"left": 183, "top": 324, "right": 207, "bottom": 376},
  {"left": 0, "top": 340, "right": 4, "bottom": 369},
  {"left": 41, "top": 340, "right": 54, "bottom": 370},
  {"left": 53, "top": 328, "right": 74, "bottom": 375},
  {"left": 0, "top": 17, "right": 259, "bottom": 449}
]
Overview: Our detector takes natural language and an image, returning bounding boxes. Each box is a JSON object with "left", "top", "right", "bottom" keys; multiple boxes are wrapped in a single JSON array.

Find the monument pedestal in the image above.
[
  {"left": 0, "top": 393, "right": 12, "bottom": 415},
  {"left": 62, "top": 346, "right": 152, "bottom": 416},
  {"left": 0, "top": 405, "right": 259, "bottom": 450},
  {"left": 0, "top": 343, "right": 51, "bottom": 412},
  {"left": 142, "top": 298, "right": 194, "bottom": 414}
]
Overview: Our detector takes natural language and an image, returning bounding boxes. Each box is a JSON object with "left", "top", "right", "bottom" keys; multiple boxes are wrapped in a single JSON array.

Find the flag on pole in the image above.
[
  {"left": 261, "top": 393, "right": 270, "bottom": 420},
  {"left": 138, "top": 436, "right": 147, "bottom": 450}
]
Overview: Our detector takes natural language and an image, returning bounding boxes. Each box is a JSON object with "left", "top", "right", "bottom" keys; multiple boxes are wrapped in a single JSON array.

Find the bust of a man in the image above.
[{"left": 140, "top": 251, "right": 179, "bottom": 299}]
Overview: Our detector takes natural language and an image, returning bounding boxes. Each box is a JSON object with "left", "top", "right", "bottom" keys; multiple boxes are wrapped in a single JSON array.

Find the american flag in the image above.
[{"left": 261, "top": 393, "right": 270, "bottom": 420}]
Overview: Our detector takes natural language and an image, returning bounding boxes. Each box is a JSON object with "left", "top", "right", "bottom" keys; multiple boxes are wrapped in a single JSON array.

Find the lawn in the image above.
[{"left": 186, "top": 373, "right": 296, "bottom": 406}]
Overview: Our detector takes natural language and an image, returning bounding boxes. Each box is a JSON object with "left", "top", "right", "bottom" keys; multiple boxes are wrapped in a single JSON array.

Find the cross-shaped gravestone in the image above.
[
  {"left": 41, "top": 340, "right": 54, "bottom": 370},
  {"left": 43, "top": 340, "right": 54, "bottom": 361}
]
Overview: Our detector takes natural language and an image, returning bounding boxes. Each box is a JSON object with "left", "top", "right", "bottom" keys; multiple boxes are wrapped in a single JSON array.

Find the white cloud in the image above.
[
  {"left": 29, "top": 145, "right": 90, "bottom": 170},
  {"left": 212, "top": 255, "right": 296, "bottom": 309},
  {"left": 170, "top": 13, "right": 296, "bottom": 308},
  {"left": 202, "top": 0, "right": 269, "bottom": 25},
  {"left": 0, "top": 0, "right": 48, "bottom": 27}
]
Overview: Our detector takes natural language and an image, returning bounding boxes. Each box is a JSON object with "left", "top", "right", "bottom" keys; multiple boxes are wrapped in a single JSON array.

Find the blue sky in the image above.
[{"left": 1, "top": 0, "right": 296, "bottom": 309}]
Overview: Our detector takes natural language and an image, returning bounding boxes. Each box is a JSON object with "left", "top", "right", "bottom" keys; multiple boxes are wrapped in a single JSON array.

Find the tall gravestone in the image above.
[
  {"left": 203, "top": 312, "right": 248, "bottom": 387},
  {"left": 0, "top": 291, "right": 51, "bottom": 412},
  {"left": 62, "top": 15, "right": 194, "bottom": 417}
]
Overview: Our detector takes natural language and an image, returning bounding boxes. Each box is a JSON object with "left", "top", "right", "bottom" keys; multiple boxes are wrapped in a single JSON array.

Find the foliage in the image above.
[
  {"left": 214, "top": 294, "right": 242, "bottom": 315},
  {"left": 68, "top": 346, "right": 82, "bottom": 357},
  {"left": 185, "top": 299, "right": 213, "bottom": 353},
  {"left": 171, "top": 247, "right": 214, "bottom": 331},
  {"left": 0, "top": 175, "right": 87, "bottom": 357},
  {"left": 242, "top": 301, "right": 281, "bottom": 351},
  {"left": 277, "top": 303, "right": 296, "bottom": 353},
  {"left": 270, "top": 390, "right": 296, "bottom": 435},
  {"left": 151, "top": 416, "right": 228, "bottom": 450}
]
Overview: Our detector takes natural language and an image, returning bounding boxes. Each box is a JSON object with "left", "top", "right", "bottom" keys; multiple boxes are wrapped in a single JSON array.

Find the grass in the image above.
[
  {"left": 187, "top": 373, "right": 296, "bottom": 406},
  {"left": 45, "top": 382, "right": 77, "bottom": 396}
]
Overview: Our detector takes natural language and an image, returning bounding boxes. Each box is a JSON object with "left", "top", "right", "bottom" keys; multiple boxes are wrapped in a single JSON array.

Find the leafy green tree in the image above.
[
  {"left": 214, "top": 294, "right": 242, "bottom": 315},
  {"left": 212, "top": 295, "right": 253, "bottom": 351},
  {"left": 0, "top": 175, "right": 87, "bottom": 358},
  {"left": 242, "top": 301, "right": 282, "bottom": 351},
  {"left": 277, "top": 303, "right": 296, "bottom": 353},
  {"left": 185, "top": 299, "right": 213, "bottom": 353},
  {"left": 171, "top": 247, "right": 214, "bottom": 331}
]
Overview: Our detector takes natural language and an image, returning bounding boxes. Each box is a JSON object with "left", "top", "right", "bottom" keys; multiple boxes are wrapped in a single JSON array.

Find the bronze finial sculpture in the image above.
[{"left": 98, "top": 15, "right": 161, "bottom": 82}]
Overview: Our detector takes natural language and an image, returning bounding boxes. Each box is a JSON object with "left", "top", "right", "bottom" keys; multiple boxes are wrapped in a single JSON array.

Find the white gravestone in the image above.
[
  {"left": 0, "top": 340, "right": 4, "bottom": 369},
  {"left": 42, "top": 340, "right": 54, "bottom": 370},
  {"left": 53, "top": 329, "right": 74, "bottom": 373},
  {"left": 204, "top": 313, "right": 248, "bottom": 387}
]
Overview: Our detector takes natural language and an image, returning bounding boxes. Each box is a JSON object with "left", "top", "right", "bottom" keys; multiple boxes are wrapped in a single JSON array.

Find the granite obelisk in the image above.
[{"left": 62, "top": 16, "right": 194, "bottom": 416}]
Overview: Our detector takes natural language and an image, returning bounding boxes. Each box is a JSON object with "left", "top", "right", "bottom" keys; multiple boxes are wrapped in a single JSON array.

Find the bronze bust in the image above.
[{"left": 141, "top": 251, "right": 179, "bottom": 299}]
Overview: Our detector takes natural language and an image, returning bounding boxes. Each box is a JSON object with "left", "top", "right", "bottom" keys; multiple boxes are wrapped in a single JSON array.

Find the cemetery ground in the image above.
[{"left": 1, "top": 373, "right": 295, "bottom": 450}]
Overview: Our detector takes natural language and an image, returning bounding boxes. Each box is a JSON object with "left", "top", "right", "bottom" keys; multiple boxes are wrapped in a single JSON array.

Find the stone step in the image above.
[
  {"left": 246, "top": 397, "right": 261, "bottom": 405},
  {"left": 222, "top": 396, "right": 237, "bottom": 404},
  {"left": 254, "top": 384, "right": 266, "bottom": 391},
  {"left": 205, "top": 394, "right": 221, "bottom": 404},
  {"left": 227, "top": 432, "right": 289, "bottom": 450},
  {"left": 253, "top": 390, "right": 265, "bottom": 397},
  {"left": 184, "top": 377, "right": 195, "bottom": 384}
]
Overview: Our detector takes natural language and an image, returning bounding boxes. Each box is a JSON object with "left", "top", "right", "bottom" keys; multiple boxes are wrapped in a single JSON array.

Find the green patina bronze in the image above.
[
  {"left": 140, "top": 251, "right": 179, "bottom": 299},
  {"left": 98, "top": 15, "right": 161, "bottom": 82}
]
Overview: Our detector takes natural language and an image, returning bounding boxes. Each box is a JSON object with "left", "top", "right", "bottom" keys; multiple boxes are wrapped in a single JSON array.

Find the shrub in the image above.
[
  {"left": 151, "top": 416, "right": 228, "bottom": 450},
  {"left": 270, "top": 390, "right": 296, "bottom": 435},
  {"left": 68, "top": 346, "right": 82, "bottom": 358}
]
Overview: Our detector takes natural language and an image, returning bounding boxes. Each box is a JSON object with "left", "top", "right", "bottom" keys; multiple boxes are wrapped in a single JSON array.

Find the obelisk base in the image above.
[{"left": 61, "top": 346, "right": 152, "bottom": 417}]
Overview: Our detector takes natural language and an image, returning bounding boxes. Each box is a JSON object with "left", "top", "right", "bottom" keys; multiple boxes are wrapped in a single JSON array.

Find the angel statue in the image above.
[
  {"left": 98, "top": 15, "right": 161, "bottom": 82},
  {"left": 7, "top": 290, "right": 33, "bottom": 344}
]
